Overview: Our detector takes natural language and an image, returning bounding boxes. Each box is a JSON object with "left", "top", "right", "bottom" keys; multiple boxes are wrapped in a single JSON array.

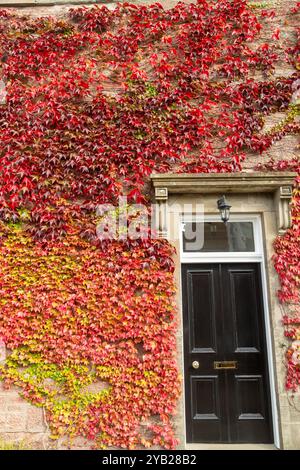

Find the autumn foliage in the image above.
[{"left": 0, "top": 1, "right": 299, "bottom": 448}]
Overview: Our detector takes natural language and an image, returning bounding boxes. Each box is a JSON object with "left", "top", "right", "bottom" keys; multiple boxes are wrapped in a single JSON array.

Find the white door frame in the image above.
[{"left": 178, "top": 213, "right": 280, "bottom": 448}]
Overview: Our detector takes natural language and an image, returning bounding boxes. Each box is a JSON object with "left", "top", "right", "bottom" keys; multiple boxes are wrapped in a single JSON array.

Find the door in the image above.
[{"left": 182, "top": 263, "right": 273, "bottom": 443}]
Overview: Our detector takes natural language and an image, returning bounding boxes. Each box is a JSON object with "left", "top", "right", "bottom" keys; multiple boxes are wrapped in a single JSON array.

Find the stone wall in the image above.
[
  {"left": 0, "top": 0, "right": 299, "bottom": 450},
  {"left": 0, "top": 382, "right": 47, "bottom": 449}
]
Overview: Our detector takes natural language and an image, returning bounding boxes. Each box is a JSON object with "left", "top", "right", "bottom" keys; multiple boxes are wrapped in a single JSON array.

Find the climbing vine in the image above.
[{"left": 0, "top": 1, "right": 299, "bottom": 448}]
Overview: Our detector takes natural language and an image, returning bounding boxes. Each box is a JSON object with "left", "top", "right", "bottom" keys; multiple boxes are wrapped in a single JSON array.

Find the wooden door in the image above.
[{"left": 182, "top": 263, "right": 273, "bottom": 443}]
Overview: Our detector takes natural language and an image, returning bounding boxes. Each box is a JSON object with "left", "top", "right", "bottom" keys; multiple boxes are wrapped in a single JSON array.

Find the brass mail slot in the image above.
[{"left": 214, "top": 361, "right": 238, "bottom": 370}]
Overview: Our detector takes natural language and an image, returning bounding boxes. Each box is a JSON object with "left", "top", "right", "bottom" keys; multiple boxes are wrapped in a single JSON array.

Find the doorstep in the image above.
[{"left": 184, "top": 444, "right": 277, "bottom": 450}]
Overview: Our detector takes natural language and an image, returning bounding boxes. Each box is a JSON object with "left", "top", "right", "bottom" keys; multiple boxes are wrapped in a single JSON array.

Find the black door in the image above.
[{"left": 182, "top": 263, "right": 273, "bottom": 443}]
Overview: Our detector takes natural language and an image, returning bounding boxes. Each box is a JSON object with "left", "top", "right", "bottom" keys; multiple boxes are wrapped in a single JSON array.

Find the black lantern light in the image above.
[{"left": 217, "top": 195, "right": 231, "bottom": 223}]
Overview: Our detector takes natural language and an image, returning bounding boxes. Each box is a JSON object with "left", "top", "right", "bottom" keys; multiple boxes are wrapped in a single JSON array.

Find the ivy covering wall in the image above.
[{"left": 0, "top": 1, "right": 299, "bottom": 449}]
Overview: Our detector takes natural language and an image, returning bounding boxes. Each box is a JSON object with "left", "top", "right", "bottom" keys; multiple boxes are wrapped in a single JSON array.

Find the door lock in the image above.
[{"left": 192, "top": 361, "right": 200, "bottom": 369}]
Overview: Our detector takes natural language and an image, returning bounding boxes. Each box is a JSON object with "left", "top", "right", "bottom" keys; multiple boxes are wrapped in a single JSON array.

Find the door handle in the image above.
[
  {"left": 214, "top": 361, "right": 238, "bottom": 370},
  {"left": 192, "top": 361, "right": 200, "bottom": 369}
]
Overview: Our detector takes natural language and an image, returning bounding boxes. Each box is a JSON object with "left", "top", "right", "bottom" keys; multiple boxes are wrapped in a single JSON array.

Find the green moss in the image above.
[
  {"left": 0, "top": 439, "right": 30, "bottom": 450},
  {"left": 249, "top": 1, "right": 275, "bottom": 8}
]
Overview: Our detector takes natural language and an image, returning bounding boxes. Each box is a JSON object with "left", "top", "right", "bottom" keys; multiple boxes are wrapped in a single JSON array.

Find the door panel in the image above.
[
  {"left": 182, "top": 263, "right": 273, "bottom": 443},
  {"left": 229, "top": 270, "right": 260, "bottom": 352},
  {"left": 235, "top": 375, "right": 266, "bottom": 419},
  {"left": 233, "top": 375, "right": 269, "bottom": 442},
  {"left": 191, "top": 375, "right": 220, "bottom": 420},
  {"left": 187, "top": 270, "right": 217, "bottom": 352},
  {"left": 190, "top": 375, "right": 224, "bottom": 442}
]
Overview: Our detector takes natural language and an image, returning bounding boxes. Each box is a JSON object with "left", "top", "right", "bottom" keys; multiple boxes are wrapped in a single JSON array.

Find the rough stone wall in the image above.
[
  {"left": 0, "top": 0, "right": 298, "bottom": 450},
  {"left": 0, "top": 382, "right": 47, "bottom": 449}
]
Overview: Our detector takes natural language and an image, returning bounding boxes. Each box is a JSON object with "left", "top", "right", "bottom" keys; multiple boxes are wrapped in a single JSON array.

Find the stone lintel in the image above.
[{"left": 151, "top": 172, "right": 297, "bottom": 194}]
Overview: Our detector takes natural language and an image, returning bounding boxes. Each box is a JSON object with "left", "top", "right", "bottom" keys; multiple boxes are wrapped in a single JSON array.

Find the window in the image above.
[
  {"left": 183, "top": 221, "right": 255, "bottom": 253},
  {"left": 180, "top": 215, "right": 262, "bottom": 262}
]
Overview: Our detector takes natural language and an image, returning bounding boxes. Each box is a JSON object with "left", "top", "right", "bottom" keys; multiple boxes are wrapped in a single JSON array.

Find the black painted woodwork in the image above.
[{"left": 182, "top": 263, "right": 273, "bottom": 443}]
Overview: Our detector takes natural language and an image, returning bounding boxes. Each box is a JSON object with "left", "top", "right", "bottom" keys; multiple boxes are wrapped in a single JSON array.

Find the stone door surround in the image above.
[
  {"left": 150, "top": 170, "right": 298, "bottom": 449},
  {"left": 151, "top": 172, "right": 296, "bottom": 237}
]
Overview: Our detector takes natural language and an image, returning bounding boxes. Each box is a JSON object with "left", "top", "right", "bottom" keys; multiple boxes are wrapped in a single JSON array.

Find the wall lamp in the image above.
[{"left": 217, "top": 195, "right": 231, "bottom": 223}]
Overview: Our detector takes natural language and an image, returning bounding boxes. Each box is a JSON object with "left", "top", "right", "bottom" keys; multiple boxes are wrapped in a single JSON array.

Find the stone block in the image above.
[
  {"left": 25, "top": 433, "right": 48, "bottom": 450},
  {"left": 0, "top": 432, "right": 46, "bottom": 450},
  {"left": 0, "top": 396, "right": 8, "bottom": 408},
  {"left": 278, "top": 394, "right": 291, "bottom": 423},
  {"left": 7, "top": 404, "right": 30, "bottom": 413},
  {"left": 282, "top": 423, "right": 300, "bottom": 450},
  {"left": 5, "top": 413, "right": 27, "bottom": 432},
  {"left": 289, "top": 407, "right": 300, "bottom": 424},
  {"left": 81, "top": 381, "right": 109, "bottom": 394},
  {"left": 0, "top": 414, "right": 7, "bottom": 428},
  {"left": 289, "top": 394, "right": 300, "bottom": 410},
  {"left": 26, "top": 408, "right": 46, "bottom": 433}
]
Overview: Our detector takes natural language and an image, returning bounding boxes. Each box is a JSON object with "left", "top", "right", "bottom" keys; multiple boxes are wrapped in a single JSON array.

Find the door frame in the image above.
[{"left": 179, "top": 213, "right": 280, "bottom": 448}]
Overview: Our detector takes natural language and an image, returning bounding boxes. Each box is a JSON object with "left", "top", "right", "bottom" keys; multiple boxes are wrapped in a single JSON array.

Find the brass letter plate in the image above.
[{"left": 214, "top": 361, "right": 238, "bottom": 370}]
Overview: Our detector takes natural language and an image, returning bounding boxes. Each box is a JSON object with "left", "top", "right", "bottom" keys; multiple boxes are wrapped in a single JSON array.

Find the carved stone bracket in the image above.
[
  {"left": 154, "top": 188, "right": 168, "bottom": 238},
  {"left": 151, "top": 172, "right": 296, "bottom": 237},
  {"left": 275, "top": 185, "right": 294, "bottom": 235}
]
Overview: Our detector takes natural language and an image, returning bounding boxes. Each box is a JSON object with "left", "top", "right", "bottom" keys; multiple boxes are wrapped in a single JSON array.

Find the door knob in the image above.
[{"left": 192, "top": 361, "right": 200, "bottom": 369}]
